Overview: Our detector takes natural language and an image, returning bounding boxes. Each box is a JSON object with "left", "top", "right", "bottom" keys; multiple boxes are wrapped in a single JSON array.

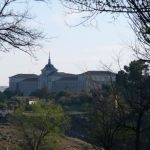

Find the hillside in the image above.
[{"left": 0, "top": 125, "right": 97, "bottom": 150}]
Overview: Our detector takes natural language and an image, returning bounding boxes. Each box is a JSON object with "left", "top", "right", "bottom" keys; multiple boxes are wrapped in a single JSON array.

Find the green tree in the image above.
[
  {"left": 30, "top": 87, "right": 51, "bottom": 99},
  {"left": 89, "top": 85, "right": 123, "bottom": 150},
  {"left": 116, "top": 60, "right": 150, "bottom": 150},
  {"left": 0, "top": 91, "right": 7, "bottom": 102},
  {"left": 10, "top": 101, "right": 68, "bottom": 150},
  {"left": 4, "top": 88, "right": 23, "bottom": 98},
  {"left": 88, "top": 60, "right": 150, "bottom": 150}
]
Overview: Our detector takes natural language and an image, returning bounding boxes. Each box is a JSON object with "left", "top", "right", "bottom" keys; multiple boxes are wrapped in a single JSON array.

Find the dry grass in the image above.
[
  {"left": 0, "top": 125, "right": 95, "bottom": 150},
  {"left": 58, "top": 137, "right": 94, "bottom": 150}
]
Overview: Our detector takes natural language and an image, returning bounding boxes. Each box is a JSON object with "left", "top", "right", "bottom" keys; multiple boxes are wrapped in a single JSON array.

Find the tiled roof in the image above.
[
  {"left": 58, "top": 72, "right": 76, "bottom": 77},
  {"left": 48, "top": 72, "right": 76, "bottom": 77},
  {"left": 21, "top": 78, "right": 38, "bottom": 82},
  {"left": 56, "top": 76, "right": 78, "bottom": 81},
  {"left": 42, "top": 61, "right": 57, "bottom": 73},
  {"left": 81, "top": 71, "right": 116, "bottom": 75},
  {"left": 9, "top": 74, "right": 38, "bottom": 78}
]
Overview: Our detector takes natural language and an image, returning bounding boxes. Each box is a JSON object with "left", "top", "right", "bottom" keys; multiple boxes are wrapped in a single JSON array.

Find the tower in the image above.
[
  {"left": 41, "top": 52, "right": 57, "bottom": 75},
  {"left": 38, "top": 52, "right": 58, "bottom": 90}
]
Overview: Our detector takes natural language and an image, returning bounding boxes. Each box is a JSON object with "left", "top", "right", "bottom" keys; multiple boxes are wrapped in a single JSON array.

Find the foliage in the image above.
[
  {"left": 0, "top": 91, "right": 7, "bottom": 103},
  {"left": 55, "top": 91, "right": 72, "bottom": 100},
  {"left": 3, "top": 88, "right": 23, "bottom": 99},
  {"left": 30, "top": 87, "right": 51, "bottom": 99},
  {"left": 116, "top": 60, "right": 150, "bottom": 150},
  {"left": 10, "top": 101, "right": 68, "bottom": 150},
  {"left": 55, "top": 91, "right": 92, "bottom": 112},
  {"left": 88, "top": 60, "right": 150, "bottom": 150},
  {"left": 89, "top": 85, "right": 123, "bottom": 150},
  {"left": 30, "top": 89, "right": 92, "bottom": 112}
]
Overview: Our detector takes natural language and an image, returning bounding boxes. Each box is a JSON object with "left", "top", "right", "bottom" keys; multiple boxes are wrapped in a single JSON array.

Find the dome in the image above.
[
  {"left": 43, "top": 63, "right": 57, "bottom": 72},
  {"left": 41, "top": 54, "right": 57, "bottom": 74}
]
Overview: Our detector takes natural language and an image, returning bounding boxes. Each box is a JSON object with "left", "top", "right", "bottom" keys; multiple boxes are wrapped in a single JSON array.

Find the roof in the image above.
[
  {"left": 42, "top": 63, "right": 57, "bottom": 71},
  {"left": 58, "top": 72, "right": 76, "bottom": 77},
  {"left": 9, "top": 74, "right": 38, "bottom": 78},
  {"left": 42, "top": 58, "right": 57, "bottom": 73},
  {"left": 81, "top": 71, "right": 116, "bottom": 75},
  {"left": 21, "top": 78, "right": 38, "bottom": 82},
  {"left": 47, "top": 72, "right": 76, "bottom": 77},
  {"left": 55, "top": 76, "right": 78, "bottom": 81},
  {"left": 12, "top": 96, "right": 40, "bottom": 101}
]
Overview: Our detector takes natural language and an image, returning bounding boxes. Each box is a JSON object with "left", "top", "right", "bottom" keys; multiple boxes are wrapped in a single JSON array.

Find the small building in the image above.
[{"left": 12, "top": 96, "right": 40, "bottom": 105}]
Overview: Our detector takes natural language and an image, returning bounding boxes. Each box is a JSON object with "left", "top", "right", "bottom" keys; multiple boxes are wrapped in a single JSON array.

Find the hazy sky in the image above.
[{"left": 0, "top": 1, "right": 135, "bottom": 86}]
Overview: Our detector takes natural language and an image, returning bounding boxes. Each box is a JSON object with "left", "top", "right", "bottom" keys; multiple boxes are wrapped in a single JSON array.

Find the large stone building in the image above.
[{"left": 9, "top": 55, "right": 116, "bottom": 96}]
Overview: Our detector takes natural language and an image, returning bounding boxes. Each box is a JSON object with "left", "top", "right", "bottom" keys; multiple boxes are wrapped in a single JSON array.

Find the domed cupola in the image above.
[{"left": 41, "top": 52, "right": 57, "bottom": 75}]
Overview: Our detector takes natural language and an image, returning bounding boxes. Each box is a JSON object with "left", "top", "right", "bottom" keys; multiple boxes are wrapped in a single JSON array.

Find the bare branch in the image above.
[
  {"left": 0, "top": 0, "right": 46, "bottom": 57},
  {"left": 61, "top": 0, "right": 150, "bottom": 60}
]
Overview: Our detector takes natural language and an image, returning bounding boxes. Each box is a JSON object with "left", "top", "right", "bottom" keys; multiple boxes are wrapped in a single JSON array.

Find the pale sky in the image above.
[{"left": 0, "top": 1, "right": 135, "bottom": 86}]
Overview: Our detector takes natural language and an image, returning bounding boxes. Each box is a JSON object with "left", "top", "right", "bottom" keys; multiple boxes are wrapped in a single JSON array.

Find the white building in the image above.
[{"left": 9, "top": 55, "right": 116, "bottom": 96}]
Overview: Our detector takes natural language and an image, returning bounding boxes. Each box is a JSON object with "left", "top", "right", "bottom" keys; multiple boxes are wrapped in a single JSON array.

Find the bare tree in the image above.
[
  {"left": 84, "top": 59, "right": 150, "bottom": 150},
  {"left": 0, "top": 0, "right": 47, "bottom": 56},
  {"left": 60, "top": 0, "right": 150, "bottom": 59},
  {"left": 116, "top": 60, "right": 150, "bottom": 150},
  {"left": 90, "top": 86, "right": 123, "bottom": 150},
  {"left": 83, "top": 71, "right": 124, "bottom": 150}
]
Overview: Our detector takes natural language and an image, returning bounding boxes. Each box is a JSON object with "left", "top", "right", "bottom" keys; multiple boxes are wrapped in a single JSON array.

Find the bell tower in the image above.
[{"left": 38, "top": 51, "right": 58, "bottom": 90}]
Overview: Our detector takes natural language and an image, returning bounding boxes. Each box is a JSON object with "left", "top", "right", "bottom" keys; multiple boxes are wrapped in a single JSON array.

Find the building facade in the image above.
[{"left": 9, "top": 56, "right": 116, "bottom": 96}]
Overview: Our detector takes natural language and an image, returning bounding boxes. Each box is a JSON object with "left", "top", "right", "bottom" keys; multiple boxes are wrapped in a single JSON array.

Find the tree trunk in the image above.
[
  {"left": 135, "top": 126, "right": 140, "bottom": 150},
  {"left": 135, "top": 113, "right": 142, "bottom": 150}
]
